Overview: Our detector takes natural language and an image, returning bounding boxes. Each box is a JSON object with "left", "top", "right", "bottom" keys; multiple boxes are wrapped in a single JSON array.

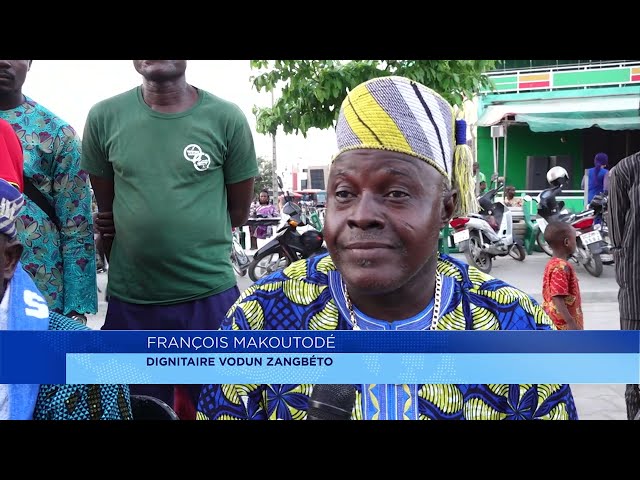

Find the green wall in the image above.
[{"left": 476, "top": 125, "right": 584, "bottom": 190}]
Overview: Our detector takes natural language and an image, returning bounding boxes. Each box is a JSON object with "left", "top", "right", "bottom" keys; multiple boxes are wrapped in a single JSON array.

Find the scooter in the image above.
[
  {"left": 247, "top": 179, "right": 327, "bottom": 282},
  {"left": 450, "top": 182, "right": 526, "bottom": 274},
  {"left": 528, "top": 186, "right": 605, "bottom": 277},
  {"left": 589, "top": 192, "right": 614, "bottom": 265},
  {"left": 230, "top": 227, "right": 250, "bottom": 277}
]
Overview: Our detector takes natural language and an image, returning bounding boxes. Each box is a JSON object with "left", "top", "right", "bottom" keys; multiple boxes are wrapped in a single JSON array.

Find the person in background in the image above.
[
  {"left": 607, "top": 150, "right": 640, "bottom": 420},
  {"left": 0, "top": 60, "right": 97, "bottom": 325},
  {"left": 541, "top": 221, "right": 583, "bottom": 331},
  {"left": 0, "top": 178, "right": 132, "bottom": 420},
  {"left": 473, "top": 161, "right": 486, "bottom": 196},
  {"left": 249, "top": 189, "right": 278, "bottom": 249},
  {"left": 195, "top": 75, "right": 577, "bottom": 420},
  {"left": 81, "top": 60, "right": 258, "bottom": 419},
  {"left": 504, "top": 185, "right": 523, "bottom": 207},
  {"left": 478, "top": 180, "right": 487, "bottom": 195},
  {"left": 582, "top": 152, "right": 609, "bottom": 204}
]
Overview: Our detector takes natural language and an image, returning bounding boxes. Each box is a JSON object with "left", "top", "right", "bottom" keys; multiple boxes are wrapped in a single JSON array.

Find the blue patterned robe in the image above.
[
  {"left": 196, "top": 253, "right": 578, "bottom": 420},
  {"left": 0, "top": 97, "right": 97, "bottom": 315},
  {"left": 32, "top": 313, "right": 132, "bottom": 420}
]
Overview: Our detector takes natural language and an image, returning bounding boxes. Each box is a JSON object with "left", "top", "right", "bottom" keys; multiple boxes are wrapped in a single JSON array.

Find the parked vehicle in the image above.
[
  {"left": 450, "top": 182, "right": 526, "bottom": 274},
  {"left": 589, "top": 192, "right": 614, "bottom": 265},
  {"left": 248, "top": 180, "right": 327, "bottom": 282},
  {"left": 530, "top": 166, "right": 605, "bottom": 277},
  {"left": 230, "top": 227, "right": 250, "bottom": 277}
]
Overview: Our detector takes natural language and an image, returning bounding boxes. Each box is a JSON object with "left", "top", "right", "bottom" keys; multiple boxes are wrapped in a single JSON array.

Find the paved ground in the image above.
[{"left": 87, "top": 249, "right": 627, "bottom": 420}]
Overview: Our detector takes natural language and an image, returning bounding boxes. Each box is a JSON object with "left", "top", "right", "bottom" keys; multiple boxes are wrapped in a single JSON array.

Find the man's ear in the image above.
[
  {"left": 441, "top": 189, "right": 457, "bottom": 228},
  {"left": 3, "top": 242, "right": 23, "bottom": 281}
]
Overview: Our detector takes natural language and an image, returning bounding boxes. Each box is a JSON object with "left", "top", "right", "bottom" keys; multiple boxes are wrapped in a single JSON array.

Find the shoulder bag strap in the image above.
[{"left": 22, "top": 176, "right": 61, "bottom": 230}]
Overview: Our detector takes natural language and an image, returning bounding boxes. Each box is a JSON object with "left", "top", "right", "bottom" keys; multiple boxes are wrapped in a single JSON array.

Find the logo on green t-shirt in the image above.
[{"left": 183, "top": 143, "right": 211, "bottom": 171}]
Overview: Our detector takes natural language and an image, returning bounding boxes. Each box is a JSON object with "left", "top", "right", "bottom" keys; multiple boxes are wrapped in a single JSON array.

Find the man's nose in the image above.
[{"left": 347, "top": 191, "right": 384, "bottom": 230}]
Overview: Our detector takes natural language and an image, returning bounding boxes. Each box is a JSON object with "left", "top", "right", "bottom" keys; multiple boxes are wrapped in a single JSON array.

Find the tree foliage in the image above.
[
  {"left": 253, "top": 156, "right": 276, "bottom": 196},
  {"left": 250, "top": 60, "right": 497, "bottom": 137}
]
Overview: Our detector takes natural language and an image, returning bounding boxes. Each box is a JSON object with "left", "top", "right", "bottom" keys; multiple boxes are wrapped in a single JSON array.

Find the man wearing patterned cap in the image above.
[
  {"left": 195, "top": 76, "right": 578, "bottom": 420},
  {"left": 0, "top": 178, "right": 132, "bottom": 420}
]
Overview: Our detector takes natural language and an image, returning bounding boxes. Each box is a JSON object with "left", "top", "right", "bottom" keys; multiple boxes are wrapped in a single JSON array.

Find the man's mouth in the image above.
[{"left": 345, "top": 242, "right": 393, "bottom": 250}]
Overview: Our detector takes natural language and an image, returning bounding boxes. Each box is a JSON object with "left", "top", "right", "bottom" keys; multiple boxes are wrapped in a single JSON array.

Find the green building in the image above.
[{"left": 475, "top": 60, "right": 640, "bottom": 210}]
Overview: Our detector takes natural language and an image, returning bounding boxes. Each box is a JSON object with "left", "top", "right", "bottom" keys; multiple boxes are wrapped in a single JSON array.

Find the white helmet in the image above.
[{"left": 547, "top": 166, "right": 569, "bottom": 186}]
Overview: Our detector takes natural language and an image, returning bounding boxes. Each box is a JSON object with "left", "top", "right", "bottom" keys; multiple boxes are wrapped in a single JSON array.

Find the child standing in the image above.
[{"left": 541, "top": 221, "right": 584, "bottom": 330}]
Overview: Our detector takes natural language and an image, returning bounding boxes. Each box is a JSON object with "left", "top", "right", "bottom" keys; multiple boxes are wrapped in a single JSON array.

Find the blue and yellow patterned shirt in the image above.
[{"left": 196, "top": 253, "right": 578, "bottom": 420}]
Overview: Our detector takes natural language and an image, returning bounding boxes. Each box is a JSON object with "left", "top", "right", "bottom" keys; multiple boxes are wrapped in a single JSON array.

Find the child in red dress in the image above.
[{"left": 541, "top": 221, "right": 584, "bottom": 330}]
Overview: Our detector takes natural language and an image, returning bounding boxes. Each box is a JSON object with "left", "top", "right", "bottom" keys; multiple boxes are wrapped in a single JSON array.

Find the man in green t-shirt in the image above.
[{"left": 81, "top": 60, "right": 258, "bottom": 418}]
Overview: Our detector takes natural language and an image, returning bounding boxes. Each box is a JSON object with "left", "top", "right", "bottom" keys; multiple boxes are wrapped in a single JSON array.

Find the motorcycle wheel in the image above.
[
  {"left": 231, "top": 255, "right": 248, "bottom": 277},
  {"left": 601, "top": 235, "right": 615, "bottom": 265},
  {"left": 248, "top": 250, "right": 292, "bottom": 282},
  {"left": 536, "top": 230, "right": 553, "bottom": 256},
  {"left": 508, "top": 244, "right": 527, "bottom": 261},
  {"left": 464, "top": 232, "right": 493, "bottom": 274},
  {"left": 579, "top": 247, "right": 603, "bottom": 277},
  {"left": 231, "top": 239, "right": 249, "bottom": 277}
]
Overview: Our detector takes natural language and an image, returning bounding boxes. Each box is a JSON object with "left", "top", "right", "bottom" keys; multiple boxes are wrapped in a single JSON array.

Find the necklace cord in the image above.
[{"left": 343, "top": 273, "right": 443, "bottom": 331}]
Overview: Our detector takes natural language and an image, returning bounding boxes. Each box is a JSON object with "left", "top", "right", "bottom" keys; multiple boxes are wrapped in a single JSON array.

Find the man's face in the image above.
[
  {"left": 473, "top": 163, "right": 479, "bottom": 174},
  {"left": 505, "top": 187, "right": 515, "bottom": 198},
  {"left": 0, "top": 60, "right": 30, "bottom": 98},
  {"left": 323, "top": 150, "right": 455, "bottom": 295},
  {"left": 0, "top": 235, "right": 23, "bottom": 300},
  {"left": 133, "top": 60, "right": 187, "bottom": 82}
]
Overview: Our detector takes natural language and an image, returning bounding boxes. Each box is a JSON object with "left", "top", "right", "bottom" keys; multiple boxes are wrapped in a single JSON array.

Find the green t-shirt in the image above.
[{"left": 81, "top": 87, "right": 258, "bottom": 305}]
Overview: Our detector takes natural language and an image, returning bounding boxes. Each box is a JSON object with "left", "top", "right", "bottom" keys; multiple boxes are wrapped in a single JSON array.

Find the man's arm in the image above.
[
  {"left": 551, "top": 296, "right": 580, "bottom": 330},
  {"left": 222, "top": 107, "right": 259, "bottom": 228},
  {"left": 90, "top": 175, "right": 115, "bottom": 261},
  {"left": 607, "top": 163, "right": 629, "bottom": 249},
  {"left": 51, "top": 126, "right": 98, "bottom": 316},
  {"left": 227, "top": 178, "right": 255, "bottom": 227},
  {"left": 80, "top": 106, "right": 116, "bottom": 261}
]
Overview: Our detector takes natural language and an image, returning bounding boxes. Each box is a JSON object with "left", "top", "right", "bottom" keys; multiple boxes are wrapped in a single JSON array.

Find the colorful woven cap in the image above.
[
  {"left": 0, "top": 178, "right": 25, "bottom": 240},
  {"left": 335, "top": 75, "right": 455, "bottom": 180}
]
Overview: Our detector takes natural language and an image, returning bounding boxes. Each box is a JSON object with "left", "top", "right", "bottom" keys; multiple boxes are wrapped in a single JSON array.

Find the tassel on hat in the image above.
[{"left": 452, "top": 117, "right": 479, "bottom": 216}]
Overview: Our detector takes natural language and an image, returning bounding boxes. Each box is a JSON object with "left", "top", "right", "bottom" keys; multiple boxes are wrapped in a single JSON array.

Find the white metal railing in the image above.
[
  {"left": 483, "top": 60, "right": 640, "bottom": 94},
  {"left": 487, "top": 60, "right": 640, "bottom": 77}
]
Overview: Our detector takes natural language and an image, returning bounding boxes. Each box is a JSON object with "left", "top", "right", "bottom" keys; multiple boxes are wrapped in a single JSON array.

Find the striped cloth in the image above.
[
  {"left": 335, "top": 76, "right": 454, "bottom": 182},
  {"left": 609, "top": 151, "right": 640, "bottom": 321},
  {"left": 608, "top": 150, "right": 640, "bottom": 420},
  {"left": 0, "top": 178, "right": 24, "bottom": 240},
  {"left": 333, "top": 75, "right": 478, "bottom": 216}
]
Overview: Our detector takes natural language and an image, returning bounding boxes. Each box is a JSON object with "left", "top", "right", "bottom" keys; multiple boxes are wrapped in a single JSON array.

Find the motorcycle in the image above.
[
  {"left": 247, "top": 179, "right": 327, "bottom": 282},
  {"left": 450, "top": 182, "right": 526, "bottom": 274},
  {"left": 528, "top": 185, "right": 605, "bottom": 277},
  {"left": 230, "top": 227, "right": 250, "bottom": 277},
  {"left": 589, "top": 192, "right": 614, "bottom": 265}
]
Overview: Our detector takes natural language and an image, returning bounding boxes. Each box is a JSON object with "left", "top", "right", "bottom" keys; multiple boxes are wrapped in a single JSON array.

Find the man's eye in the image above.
[
  {"left": 335, "top": 191, "right": 352, "bottom": 199},
  {"left": 386, "top": 191, "right": 409, "bottom": 198}
]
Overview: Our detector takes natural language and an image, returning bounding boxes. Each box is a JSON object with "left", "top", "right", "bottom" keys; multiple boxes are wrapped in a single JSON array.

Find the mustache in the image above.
[
  {"left": 0, "top": 70, "right": 14, "bottom": 80},
  {"left": 340, "top": 233, "right": 404, "bottom": 249}
]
